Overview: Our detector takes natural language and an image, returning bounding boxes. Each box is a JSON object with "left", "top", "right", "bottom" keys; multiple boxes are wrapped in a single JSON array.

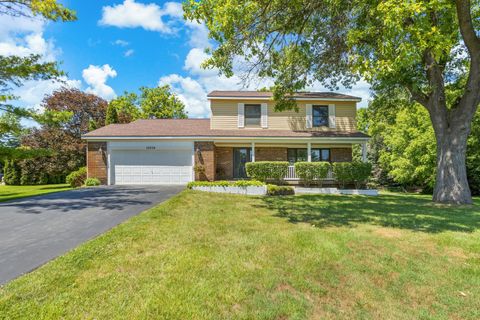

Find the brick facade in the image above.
[
  {"left": 256, "top": 147, "right": 288, "bottom": 161},
  {"left": 215, "top": 147, "right": 233, "bottom": 180},
  {"left": 331, "top": 148, "right": 352, "bottom": 162},
  {"left": 194, "top": 141, "right": 216, "bottom": 181},
  {"left": 87, "top": 142, "right": 107, "bottom": 184}
]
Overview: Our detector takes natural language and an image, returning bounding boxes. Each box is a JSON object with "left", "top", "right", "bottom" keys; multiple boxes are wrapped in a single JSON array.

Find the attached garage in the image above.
[{"left": 108, "top": 141, "right": 194, "bottom": 185}]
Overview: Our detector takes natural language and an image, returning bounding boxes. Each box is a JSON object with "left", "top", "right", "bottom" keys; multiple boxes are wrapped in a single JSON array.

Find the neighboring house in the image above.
[{"left": 82, "top": 91, "right": 369, "bottom": 185}]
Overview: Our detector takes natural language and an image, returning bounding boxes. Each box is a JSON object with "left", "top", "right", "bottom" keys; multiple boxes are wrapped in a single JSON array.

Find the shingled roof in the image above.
[
  {"left": 83, "top": 119, "right": 369, "bottom": 139},
  {"left": 207, "top": 91, "right": 362, "bottom": 101}
]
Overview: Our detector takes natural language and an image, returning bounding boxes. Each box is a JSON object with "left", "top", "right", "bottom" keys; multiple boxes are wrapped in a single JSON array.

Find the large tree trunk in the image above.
[{"left": 433, "top": 130, "right": 472, "bottom": 204}]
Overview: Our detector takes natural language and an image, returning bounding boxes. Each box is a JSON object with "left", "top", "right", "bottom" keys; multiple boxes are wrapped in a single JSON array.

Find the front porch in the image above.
[{"left": 194, "top": 139, "right": 368, "bottom": 183}]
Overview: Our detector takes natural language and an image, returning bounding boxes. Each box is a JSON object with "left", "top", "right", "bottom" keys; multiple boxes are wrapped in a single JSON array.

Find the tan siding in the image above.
[{"left": 210, "top": 99, "right": 356, "bottom": 131}]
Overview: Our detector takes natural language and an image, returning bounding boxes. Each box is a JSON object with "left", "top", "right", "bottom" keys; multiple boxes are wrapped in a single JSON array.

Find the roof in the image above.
[
  {"left": 207, "top": 90, "right": 362, "bottom": 101},
  {"left": 83, "top": 119, "right": 370, "bottom": 139}
]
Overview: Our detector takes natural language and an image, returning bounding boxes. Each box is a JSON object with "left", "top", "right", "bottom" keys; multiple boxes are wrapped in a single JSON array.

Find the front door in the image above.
[{"left": 233, "top": 147, "right": 251, "bottom": 179}]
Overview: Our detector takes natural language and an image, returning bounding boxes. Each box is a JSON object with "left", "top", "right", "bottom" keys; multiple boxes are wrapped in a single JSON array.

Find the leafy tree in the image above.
[
  {"left": 0, "top": 0, "right": 76, "bottom": 21},
  {"left": 380, "top": 104, "right": 437, "bottom": 190},
  {"left": 108, "top": 92, "right": 140, "bottom": 124},
  {"left": 40, "top": 88, "right": 107, "bottom": 138},
  {"left": 108, "top": 85, "right": 187, "bottom": 122},
  {"left": 185, "top": 0, "right": 480, "bottom": 204},
  {"left": 0, "top": 1, "right": 76, "bottom": 115},
  {"left": 138, "top": 86, "right": 187, "bottom": 119},
  {"left": 105, "top": 103, "right": 119, "bottom": 125},
  {"left": 18, "top": 89, "right": 108, "bottom": 184},
  {"left": 363, "top": 95, "right": 480, "bottom": 195}
]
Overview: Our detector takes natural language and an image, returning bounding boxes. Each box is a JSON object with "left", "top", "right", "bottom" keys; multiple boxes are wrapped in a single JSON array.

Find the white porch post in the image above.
[
  {"left": 307, "top": 142, "right": 311, "bottom": 162},
  {"left": 251, "top": 142, "right": 255, "bottom": 162},
  {"left": 361, "top": 142, "right": 367, "bottom": 162}
]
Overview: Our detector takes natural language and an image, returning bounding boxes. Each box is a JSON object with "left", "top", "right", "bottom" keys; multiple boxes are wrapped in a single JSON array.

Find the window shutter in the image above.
[
  {"left": 328, "top": 104, "right": 336, "bottom": 128},
  {"left": 238, "top": 103, "right": 244, "bottom": 128},
  {"left": 306, "top": 104, "right": 312, "bottom": 129},
  {"left": 261, "top": 103, "right": 268, "bottom": 128}
]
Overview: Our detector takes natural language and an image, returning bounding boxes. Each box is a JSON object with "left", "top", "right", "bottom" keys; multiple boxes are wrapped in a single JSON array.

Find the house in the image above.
[{"left": 82, "top": 91, "right": 370, "bottom": 185}]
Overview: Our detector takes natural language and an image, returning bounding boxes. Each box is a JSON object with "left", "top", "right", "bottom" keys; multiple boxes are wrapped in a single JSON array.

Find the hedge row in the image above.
[
  {"left": 245, "top": 161, "right": 289, "bottom": 182},
  {"left": 333, "top": 161, "right": 373, "bottom": 188},
  {"left": 266, "top": 184, "right": 295, "bottom": 196},
  {"left": 3, "top": 160, "right": 67, "bottom": 185},
  {"left": 294, "top": 162, "right": 331, "bottom": 187},
  {"left": 187, "top": 180, "right": 264, "bottom": 189}
]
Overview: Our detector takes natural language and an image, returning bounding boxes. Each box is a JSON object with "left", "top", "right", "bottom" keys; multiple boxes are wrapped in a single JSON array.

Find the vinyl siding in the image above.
[{"left": 210, "top": 99, "right": 357, "bottom": 131}]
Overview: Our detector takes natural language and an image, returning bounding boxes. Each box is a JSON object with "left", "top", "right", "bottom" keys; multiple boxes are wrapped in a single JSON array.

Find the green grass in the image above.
[
  {"left": 1, "top": 191, "right": 479, "bottom": 319},
  {"left": 0, "top": 184, "right": 71, "bottom": 202}
]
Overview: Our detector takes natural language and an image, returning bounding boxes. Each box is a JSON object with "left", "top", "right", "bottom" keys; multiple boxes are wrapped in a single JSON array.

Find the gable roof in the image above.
[
  {"left": 207, "top": 91, "right": 362, "bottom": 101},
  {"left": 83, "top": 119, "right": 369, "bottom": 139}
]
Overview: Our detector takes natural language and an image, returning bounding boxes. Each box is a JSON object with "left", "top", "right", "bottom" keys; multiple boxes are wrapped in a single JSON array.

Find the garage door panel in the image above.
[{"left": 111, "top": 149, "right": 193, "bottom": 185}]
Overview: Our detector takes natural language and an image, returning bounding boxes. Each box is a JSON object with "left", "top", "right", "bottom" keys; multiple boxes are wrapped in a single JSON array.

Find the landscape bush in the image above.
[
  {"left": 84, "top": 177, "right": 101, "bottom": 186},
  {"left": 245, "top": 161, "right": 289, "bottom": 182},
  {"left": 333, "top": 162, "right": 372, "bottom": 189},
  {"left": 266, "top": 184, "right": 295, "bottom": 196},
  {"left": 332, "top": 162, "right": 352, "bottom": 188},
  {"left": 294, "top": 162, "right": 331, "bottom": 187},
  {"left": 350, "top": 161, "right": 373, "bottom": 189},
  {"left": 3, "top": 160, "right": 20, "bottom": 185},
  {"left": 187, "top": 180, "right": 264, "bottom": 189},
  {"left": 66, "top": 167, "right": 87, "bottom": 188}
]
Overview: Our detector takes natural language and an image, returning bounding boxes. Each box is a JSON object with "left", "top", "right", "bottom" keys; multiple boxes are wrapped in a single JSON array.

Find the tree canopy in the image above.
[{"left": 107, "top": 85, "right": 187, "bottom": 124}]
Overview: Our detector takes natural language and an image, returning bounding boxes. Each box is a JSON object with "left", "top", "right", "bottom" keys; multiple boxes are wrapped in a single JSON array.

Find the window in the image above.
[
  {"left": 288, "top": 148, "right": 331, "bottom": 164},
  {"left": 245, "top": 104, "right": 261, "bottom": 126},
  {"left": 312, "top": 105, "right": 329, "bottom": 127},
  {"left": 288, "top": 149, "right": 308, "bottom": 164},
  {"left": 311, "top": 148, "right": 330, "bottom": 162}
]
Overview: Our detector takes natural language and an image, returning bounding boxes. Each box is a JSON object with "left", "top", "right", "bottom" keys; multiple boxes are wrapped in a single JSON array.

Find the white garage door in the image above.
[{"left": 110, "top": 145, "right": 193, "bottom": 185}]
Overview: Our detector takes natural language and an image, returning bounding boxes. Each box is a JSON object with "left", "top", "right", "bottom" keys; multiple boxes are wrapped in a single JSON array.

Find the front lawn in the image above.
[
  {"left": 1, "top": 191, "right": 479, "bottom": 319},
  {"left": 0, "top": 184, "right": 71, "bottom": 202}
]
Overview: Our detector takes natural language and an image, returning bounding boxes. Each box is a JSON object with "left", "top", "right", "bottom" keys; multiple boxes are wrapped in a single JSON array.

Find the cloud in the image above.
[
  {"left": 13, "top": 77, "right": 82, "bottom": 110},
  {"left": 113, "top": 39, "right": 129, "bottom": 46},
  {"left": 82, "top": 64, "right": 118, "bottom": 100},
  {"left": 124, "top": 49, "right": 134, "bottom": 57},
  {"left": 0, "top": 15, "right": 59, "bottom": 61},
  {"left": 99, "top": 0, "right": 183, "bottom": 34}
]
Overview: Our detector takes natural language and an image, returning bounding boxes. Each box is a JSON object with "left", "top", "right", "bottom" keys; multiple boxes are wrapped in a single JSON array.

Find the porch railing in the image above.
[{"left": 284, "top": 166, "right": 335, "bottom": 181}]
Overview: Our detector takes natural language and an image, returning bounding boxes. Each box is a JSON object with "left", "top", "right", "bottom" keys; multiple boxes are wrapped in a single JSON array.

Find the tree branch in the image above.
[{"left": 455, "top": 0, "right": 480, "bottom": 120}]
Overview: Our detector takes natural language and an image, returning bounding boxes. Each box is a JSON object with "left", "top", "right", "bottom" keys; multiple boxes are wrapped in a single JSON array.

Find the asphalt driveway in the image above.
[{"left": 0, "top": 185, "right": 183, "bottom": 285}]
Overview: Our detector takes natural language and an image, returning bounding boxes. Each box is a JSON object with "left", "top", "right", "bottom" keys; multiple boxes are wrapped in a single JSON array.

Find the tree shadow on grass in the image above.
[{"left": 259, "top": 194, "right": 480, "bottom": 233}]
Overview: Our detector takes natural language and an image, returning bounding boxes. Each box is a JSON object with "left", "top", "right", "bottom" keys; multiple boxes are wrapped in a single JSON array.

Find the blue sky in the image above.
[{"left": 2, "top": 0, "right": 371, "bottom": 118}]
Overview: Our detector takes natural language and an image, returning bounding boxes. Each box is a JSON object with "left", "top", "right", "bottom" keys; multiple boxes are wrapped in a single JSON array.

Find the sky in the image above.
[{"left": 2, "top": 0, "right": 372, "bottom": 119}]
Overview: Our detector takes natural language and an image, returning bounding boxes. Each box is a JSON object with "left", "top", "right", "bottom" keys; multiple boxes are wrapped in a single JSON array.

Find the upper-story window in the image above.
[
  {"left": 245, "top": 104, "right": 261, "bottom": 126},
  {"left": 313, "top": 105, "right": 329, "bottom": 127}
]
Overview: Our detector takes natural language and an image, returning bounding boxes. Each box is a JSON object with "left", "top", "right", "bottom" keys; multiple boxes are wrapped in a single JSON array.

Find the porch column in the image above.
[
  {"left": 251, "top": 142, "right": 255, "bottom": 162},
  {"left": 361, "top": 142, "right": 367, "bottom": 162},
  {"left": 307, "top": 142, "right": 311, "bottom": 162}
]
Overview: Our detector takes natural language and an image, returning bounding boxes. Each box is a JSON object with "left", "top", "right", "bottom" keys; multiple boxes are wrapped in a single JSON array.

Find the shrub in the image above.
[
  {"left": 84, "top": 177, "right": 101, "bottom": 186},
  {"left": 66, "top": 167, "right": 87, "bottom": 188},
  {"left": 245, "top": 161, "right": 289, "bottom": 182},
  {"left": 187, "top": 180, "right": 264, "bottom": 189},
  {"left": 333, "top": 162, "right": 353, "bottom": 189},
  {"left": 266, "top": 184, "right": 295, "bottom": 196},
  {"left": 333, "top": 162, "right": 373, "bottom": 189},
  {"left": 350, "top": 161, "right": 373, "bottom": 189},
  {"left": 294, "top": 162, "right": 331, "bottom": 187},
  {"left": 3, "top": 160, "right": 20, "bottom": 185}
]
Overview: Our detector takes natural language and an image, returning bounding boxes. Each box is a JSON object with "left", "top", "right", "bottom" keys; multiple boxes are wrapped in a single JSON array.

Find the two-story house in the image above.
[{"left": 82, "top": 91, "right": 370, "bottom": 185}]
